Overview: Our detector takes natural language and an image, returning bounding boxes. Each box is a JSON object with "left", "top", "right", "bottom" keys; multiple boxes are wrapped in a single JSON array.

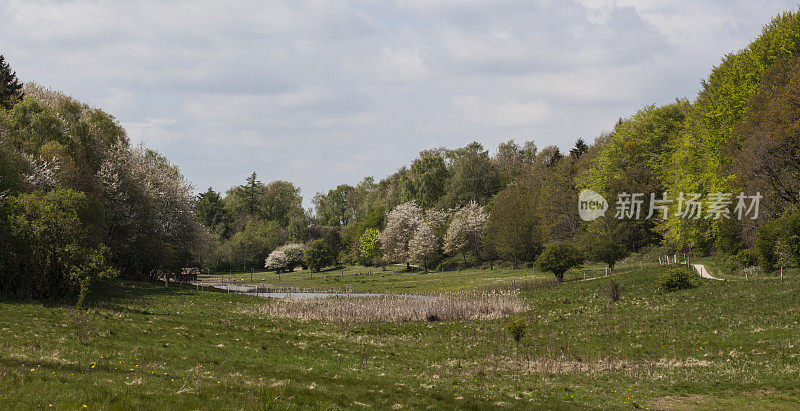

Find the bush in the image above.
[
  {"left": 305, "top": 239, "right": 334, "bottom": 272},
  {"left": 604, "top": 279, "right": 622, "bottom": 302},
  {"left": 0, "top": 189, "right": 116, "bottom": 301},
  {"left": 436, "top": 260, "right": 458, "bottom": 272},
  {"left": 719, "top": 253, "right": 740, "bottom": 273},
  {"left": 659, "top": 266, "right": 694, "bottom": 292},
  {"left": 586, "top": 237, "right": 629, "bottom": 274},
  {"left": 535, "top": 242, "right": 583, "bottom": 283},
  {"left": 756, "top": 221, "right": 780, "bottom": 272},
  {"left": 505, "top": 316, "right": 527, "bottom": 344},
  {"left": 736, "top": 248, "right": 758, "bottom": 268}
]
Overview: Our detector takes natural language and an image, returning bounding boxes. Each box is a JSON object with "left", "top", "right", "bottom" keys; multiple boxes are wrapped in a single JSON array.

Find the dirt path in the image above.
[{"left": 692, "top": 264, "right": 724, "bottom": 281}]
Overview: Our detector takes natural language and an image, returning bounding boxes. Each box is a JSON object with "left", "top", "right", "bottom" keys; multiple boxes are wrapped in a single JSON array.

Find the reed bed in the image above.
[{"left": 253, "top": 291, "right": 525, "bottom": 322}]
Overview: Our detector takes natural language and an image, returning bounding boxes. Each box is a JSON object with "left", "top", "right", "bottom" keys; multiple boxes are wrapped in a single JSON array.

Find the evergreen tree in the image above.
[{"left": 0, "top": 55, "right": 23, "bottom": 109}]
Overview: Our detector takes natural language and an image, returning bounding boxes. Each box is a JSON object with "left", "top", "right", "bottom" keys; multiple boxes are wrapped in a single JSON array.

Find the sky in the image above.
[{"left": 1, "top": 0, "right": 797, "bottom": 207}]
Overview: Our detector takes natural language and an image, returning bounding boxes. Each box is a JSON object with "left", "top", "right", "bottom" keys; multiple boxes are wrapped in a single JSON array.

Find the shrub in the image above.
[
  {"left": 659, "top": 266, "right": 694, "bottom": 292},
  {"left": 736, "top": 248, "right": 758, "bottom": 268},
  {"left": 505, "top": 316, "right": 527, "bottom": 344},
  {"left": 535, "top": 242, "right": 583, "bottom": 283},
  {"left": 425, "top": 312, "right": 440, "bottom": 322},
  {"left": 358, "top": 228, "right": 381, "bottom": 266},
  {"left": 305, "top": 239, "right": 333, "bottom": 272},
  {"left": 719, "top": 253, "right": 740, "bottom": 273},
  {"left": 604, "top": 279, "right": 622, "bottom": 302},
  {"left": 436, "top": 260, "right": 458, "bottom": 272},
  {"left": 756, "top": 221, "right": 780, "bottom": 272},
  {"left": 586, "top": 237, "right": 629, "bottom": 274},
  {"left": 0, "top": 189, "right": 116, "bottom": 301},
  {"left": 66, "top": 308, "right": 96, "bottom": 344}
]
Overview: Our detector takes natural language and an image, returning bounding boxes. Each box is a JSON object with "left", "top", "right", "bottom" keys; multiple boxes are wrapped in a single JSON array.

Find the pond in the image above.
[{"left": 208, "top": 284, "right": 434, "bottom": 300}]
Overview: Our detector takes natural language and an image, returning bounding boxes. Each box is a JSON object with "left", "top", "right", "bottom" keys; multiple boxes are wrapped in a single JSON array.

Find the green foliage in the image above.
[
  {"left": 404, "top": 151, "right": 449, "bottom": 208},
  {"left": 530, "top": 145, "right": 586, "bottom": 243},
  {"left": 99, "top": 145, "right": 201, "bottom": 280},
  {"left": 581, "top": 103, "right": 688, "bottom": 250},
  {"left": 781, "top": 208, "right": 800, "bottom": 267},
  {"left": 666, "top": 11, "right": 800, "bottom": 247},
  {"left": 224, "top": 219, "right": 285, "bottom": 269},
  {"left": 225, "top": 173, "right": 304, "bottom": 231},
  {"left": 261, "top": 180, "right": 303, "bottom": 227},
  {"left": 659, "top": 266, "right": 694, "bottom": 292},
  {"left": 196, "top": 187, "right": 231, "bottom": 237},
  {"left": 0, "top": 188, "right": 116, "bottom": 300},
  {"left": 0, "top": 142, "right": 26, "bottom": 193},
  {"left": 585, "top": 236, "right": 629, "bottom": 274},
  {"left": 443, "top": 142, "right": 502, "bottom": 207},
  {"left": 313, "top": 184, "right": 359, "bottom": 227},
  {"left": 488, "top": 184, "right": 542, "bottom": 265},
  {"left": 756, "top": 208, "right": 800, "bottom": 271},
  {"left": 358, "top": 228, "right": 382, "bottom": 266},
  {"left": 756, "top": 221, "right": 780, "bottom": 272},
  {"left": 505, "top": 316, "right": 527, "bottom": 344},
  {"left": 734, "top": 57, "right": 800, "bottom": 222},
  {"left": 0, "top": 55, "right": 23, "bottom": 109},
  {"left": 535, "top": 242, "right": 583, "bottom": 283},
  {"left": 0, "top": 85, "right": 199, "bottom": 285},
  {"left": 305, "top": 239, "right": 335, "bottom": 272},
  {"left": 736, "top": 248, "right": 758, "bottom": 268},
  {"left": 494, "top": 140, "right": 536, "bottom": 183}
]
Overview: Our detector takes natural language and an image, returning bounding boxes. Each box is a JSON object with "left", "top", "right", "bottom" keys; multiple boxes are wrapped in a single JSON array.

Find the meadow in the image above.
[
  {"left": 2, "top": 261, "right": 800, "bottom": 409},
  {"left": 199, "top": 262, "right": 623, "bottom": 294}
]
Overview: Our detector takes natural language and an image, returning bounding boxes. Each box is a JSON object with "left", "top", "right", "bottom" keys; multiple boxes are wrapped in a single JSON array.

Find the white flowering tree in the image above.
[
  {"left": 99, "top": 142, "right": 201, "bottom": 280},
  {"left": 444, "top": 201, "right": 489, "bottom": 264},
  {"left": 265, "top": 250, "right": 289, "bottom": 273},
  {"left": 379, "top": 201, "right": 422, "bottom": 270},
  {"left": 408, "top": 221, "right": 439, "bottom": 272},
  {"left": 277, "top": 243, "right": 307, "bottom": 270},
  {"left": 424, "top": 208, "right": 452, "bottom": 233}
]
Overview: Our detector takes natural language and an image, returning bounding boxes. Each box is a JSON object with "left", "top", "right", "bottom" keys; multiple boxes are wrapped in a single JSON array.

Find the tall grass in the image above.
[{"left": 252, "top": 291, "right": 525, "bottom": 322}]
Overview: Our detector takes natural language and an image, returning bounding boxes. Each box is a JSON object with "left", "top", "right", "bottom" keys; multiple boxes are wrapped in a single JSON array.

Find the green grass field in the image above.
[
  {"left": 199, "top": 262, "right": 625, "bottom": 294},
  {"left": 2, "top": 262, "right": 800, "bottom": 409}
]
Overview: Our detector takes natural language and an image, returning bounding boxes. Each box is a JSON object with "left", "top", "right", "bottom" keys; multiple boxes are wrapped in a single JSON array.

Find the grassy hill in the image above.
[{"left": 2, "top": 262, "right": 800, "bottom": 409}]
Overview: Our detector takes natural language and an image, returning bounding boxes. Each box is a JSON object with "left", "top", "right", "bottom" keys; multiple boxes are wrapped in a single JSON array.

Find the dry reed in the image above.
[{"left": 252, "top": 291, "right": 525, "bottom": 322}]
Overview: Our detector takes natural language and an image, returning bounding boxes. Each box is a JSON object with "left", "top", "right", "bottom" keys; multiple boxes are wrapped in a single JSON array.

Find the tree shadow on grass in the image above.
[{"left": 0, "top": 279, "right": 197, "bottom": 313}]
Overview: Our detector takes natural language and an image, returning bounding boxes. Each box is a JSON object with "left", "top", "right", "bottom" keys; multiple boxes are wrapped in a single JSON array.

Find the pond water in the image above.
[{"left": 208, "top": 284, "right": 434, "bottom": 300}]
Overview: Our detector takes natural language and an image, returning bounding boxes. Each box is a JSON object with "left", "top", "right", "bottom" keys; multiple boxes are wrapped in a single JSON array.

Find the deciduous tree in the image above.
[
  {"left": 535, "top": 242, "right": 583, "bottom": 283},
  {"left": 444, "top": 201, "right": 488, "bottom": 264},
  {"left": 379, "top": 201, "right": 422, "bottom": 269}
]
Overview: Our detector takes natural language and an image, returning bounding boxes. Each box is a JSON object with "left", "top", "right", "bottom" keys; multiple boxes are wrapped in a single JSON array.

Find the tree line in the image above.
[{"left": 2, "top": 10, "right": 800, "bottom": 300}]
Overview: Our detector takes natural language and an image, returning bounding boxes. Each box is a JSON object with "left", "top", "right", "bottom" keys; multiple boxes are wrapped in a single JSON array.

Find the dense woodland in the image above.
[{"left": 2, "top": 11, "right": 800, "bottom": 301}]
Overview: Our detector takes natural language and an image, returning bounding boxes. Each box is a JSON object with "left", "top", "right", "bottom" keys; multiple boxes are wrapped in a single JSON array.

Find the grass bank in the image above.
[{"left": 1, "top": 263, "right": 799, "bottom": 408}]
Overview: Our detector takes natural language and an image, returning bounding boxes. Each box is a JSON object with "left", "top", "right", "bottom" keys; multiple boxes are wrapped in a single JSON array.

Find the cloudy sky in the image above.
[{"left": 1, "top": 0, "right": 796, "bottom": 206}]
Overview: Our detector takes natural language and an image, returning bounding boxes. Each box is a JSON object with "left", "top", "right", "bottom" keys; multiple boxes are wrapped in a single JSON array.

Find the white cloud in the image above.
[
  {"left": 452, "top": 95, "right": 552, "bottom": 127},
  {"left": 0, "top": 0, "right": 796, "bottom": 204}
]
